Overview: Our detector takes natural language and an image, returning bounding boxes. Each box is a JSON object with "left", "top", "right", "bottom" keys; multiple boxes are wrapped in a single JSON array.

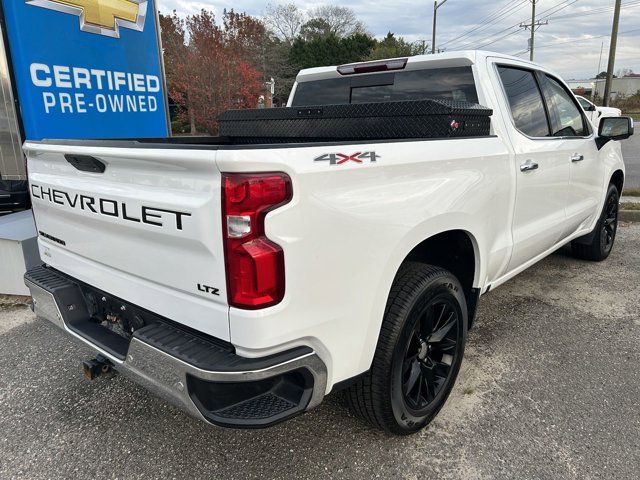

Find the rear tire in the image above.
[
  {"left": 346, "top": 262, "right": 467, "bottom": 435},
  {"left": 571, "top": 184, "right": 619, "bottom": 261}
]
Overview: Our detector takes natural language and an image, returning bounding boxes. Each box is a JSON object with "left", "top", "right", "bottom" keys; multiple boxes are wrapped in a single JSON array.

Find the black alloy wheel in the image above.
[
  {"left": 571, "top": 183, "right": 620, "bottom": 261},
  {"left": 346, "top": 263, "right": 467, "bottom": 435},
  {"left": 600, "top": 191, "right": 619, "bottom": 256},
  {"left": 401, "top": 298, "right": 460, "bottom": 412}
]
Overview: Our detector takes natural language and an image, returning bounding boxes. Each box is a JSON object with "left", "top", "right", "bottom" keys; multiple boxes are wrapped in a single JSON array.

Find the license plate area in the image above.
[
  {"left": 49, "top": 270, "right": 173, "bottom": 360},
  {"left": 80, "top": 285, "right": 154, "bottom": 342},
  {"left": 66, "top": 283, "right": 165, "bottom": 360},
  {"left": 27, "top": 265, "right": 233, "bottom": 361}
]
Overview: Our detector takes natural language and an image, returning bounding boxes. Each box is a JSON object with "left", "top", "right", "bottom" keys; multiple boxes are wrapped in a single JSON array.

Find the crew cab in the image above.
[
  {"left": 576, "top": 94, "right": 622, "bottom": 128},
  {"left": 23, "top": 51, "right": 633, "bottom": 435}
]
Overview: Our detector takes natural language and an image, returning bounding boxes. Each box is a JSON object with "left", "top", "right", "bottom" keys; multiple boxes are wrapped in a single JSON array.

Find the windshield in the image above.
[{"left": 291, "top": 66, "right": 479, "bottom": 106}]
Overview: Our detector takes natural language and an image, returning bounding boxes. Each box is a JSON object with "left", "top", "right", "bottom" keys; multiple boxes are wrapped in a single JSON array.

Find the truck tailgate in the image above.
[{"left": 23, "top": 142, "right": 230, "bottom": 341}]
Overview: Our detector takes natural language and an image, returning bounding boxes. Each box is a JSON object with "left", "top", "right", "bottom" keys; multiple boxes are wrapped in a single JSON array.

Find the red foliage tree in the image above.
[{"left": 160, "top": 9, "right": 266, "bottom": 135}]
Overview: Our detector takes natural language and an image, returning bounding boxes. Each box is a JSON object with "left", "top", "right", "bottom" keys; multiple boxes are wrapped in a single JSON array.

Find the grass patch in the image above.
[
  {"left": 620, "top": 202, "right": 640, "bottom": 211},
  {"left": 623, "top": 188, "right": 640, "bottom": 197}
]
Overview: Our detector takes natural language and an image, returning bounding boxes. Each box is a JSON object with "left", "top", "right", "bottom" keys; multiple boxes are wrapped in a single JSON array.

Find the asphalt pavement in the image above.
[
  {"left": 1, "top": 223, "right": 639, "bottom": 479},
  {"left": 622, "top": 122, "right": 640, "bottom": 189}
]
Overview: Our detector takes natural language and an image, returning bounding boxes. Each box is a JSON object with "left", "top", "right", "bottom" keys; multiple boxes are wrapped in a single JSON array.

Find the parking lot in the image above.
[
  {"left": 622, "top": 122, "right": 640, "bottom": 188},
  {"left": 0, "top": 222, "right": 638, "bottom": 479}
]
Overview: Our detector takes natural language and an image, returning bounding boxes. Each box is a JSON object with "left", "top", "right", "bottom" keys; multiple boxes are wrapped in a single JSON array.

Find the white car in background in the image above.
[{"left": 576, "top": 95, "right": 622, "bottom": 127}]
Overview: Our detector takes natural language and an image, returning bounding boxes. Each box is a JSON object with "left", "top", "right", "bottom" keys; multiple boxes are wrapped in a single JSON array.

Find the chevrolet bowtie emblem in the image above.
[{"left": 25, "top": 0, "right": 148, "bottom": 38}]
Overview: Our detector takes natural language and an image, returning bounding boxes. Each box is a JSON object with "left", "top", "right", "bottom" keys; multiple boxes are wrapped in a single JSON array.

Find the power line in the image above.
[
  {"left": 545, "top": 0, "right": 640, "bottom": 20},
  {"left": 439, "top": 0, "right": 528, "bottom": 48},
  {"left": 447, "top": 0, "right": 574, "bottom": 51},
  {"left": 536, "top": 0, "right": 580, "bottom": 20},
  {"left": 508, "top": 27, "right": 640, "bottom": 54},
  {"left": 476, "top": 28, "right": 524, "bottom": 49},
  {"left": 450, "top": 20, "right": 524, "bottom": 50},
  {"left": 445, "top": 5, "right": 530, "bottom": 50},
  {"left": 445, "top": 0, "right": 640, "bottom": 53}
]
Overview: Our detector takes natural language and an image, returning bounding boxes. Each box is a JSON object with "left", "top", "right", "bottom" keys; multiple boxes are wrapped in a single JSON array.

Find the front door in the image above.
[
  {"left": 495, "top": 66, "right": 570, "bottom": 271},
  {"left": 539, "top": 75, "right": 605, "bottom": 235}
]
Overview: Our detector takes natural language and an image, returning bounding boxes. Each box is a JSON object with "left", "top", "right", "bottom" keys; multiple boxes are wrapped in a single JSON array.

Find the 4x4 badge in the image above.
[{"left": 314, "top": 151, "right": 380, "bottom": 166}]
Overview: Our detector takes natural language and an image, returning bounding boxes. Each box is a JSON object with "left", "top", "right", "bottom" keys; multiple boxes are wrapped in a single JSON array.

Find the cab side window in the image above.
[
  {"left": 498, "top": 66, "right": 550, "bottom": 138},
  {"left": 541, "top": 75, "right": 588, "bottom": 137}
]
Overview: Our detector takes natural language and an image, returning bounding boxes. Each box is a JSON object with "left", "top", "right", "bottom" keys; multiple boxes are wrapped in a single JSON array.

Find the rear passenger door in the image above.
[
  {"left": 538, "top": 74, "right": 603, "bottom": 235},
  {"left": 496, "top": 66, "right": 569, "bottom": 271}
]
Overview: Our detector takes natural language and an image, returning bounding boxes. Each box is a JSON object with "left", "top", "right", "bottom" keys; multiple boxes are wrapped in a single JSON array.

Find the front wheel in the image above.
[
  {"left": 571, "top": 183, "right": 619, "bottom": 261},
  {"left": 346, "top": 263, "right": 467, "bottom": 435}
]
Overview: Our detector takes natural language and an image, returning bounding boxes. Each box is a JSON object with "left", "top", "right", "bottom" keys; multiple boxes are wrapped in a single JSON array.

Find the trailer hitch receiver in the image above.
[{"left": 82, "top": 355, "right": 113, "bottom": 380}]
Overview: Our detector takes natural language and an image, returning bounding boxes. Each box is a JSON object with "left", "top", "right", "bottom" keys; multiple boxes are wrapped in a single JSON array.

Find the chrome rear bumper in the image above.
[{"left": 26, "top": 266, "right": 327, "bottom": 428}]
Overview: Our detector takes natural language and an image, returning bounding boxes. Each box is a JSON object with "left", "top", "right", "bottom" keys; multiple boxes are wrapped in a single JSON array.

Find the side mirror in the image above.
[
  {"left": 596, "top": 116, "right": 634, "bottom": 149},
  {"left": 586, "top": 104, "right": 597, "bottom": 112}
]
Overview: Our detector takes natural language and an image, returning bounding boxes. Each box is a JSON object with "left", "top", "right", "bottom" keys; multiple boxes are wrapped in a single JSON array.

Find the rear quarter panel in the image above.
[{"left": 217, "top": 136, "right": 513, "bottom": 389}]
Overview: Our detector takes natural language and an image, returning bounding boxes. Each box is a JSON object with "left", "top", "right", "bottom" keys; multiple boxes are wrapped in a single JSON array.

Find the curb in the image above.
[
  {"left": 619, "top": 210, "right": 640, "bottom": 222},
  {"left": 0, "top": 294, "right": 32, "bottom": 307}
]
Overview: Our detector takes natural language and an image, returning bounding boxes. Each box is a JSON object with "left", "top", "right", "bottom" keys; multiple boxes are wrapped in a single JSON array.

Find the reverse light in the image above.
[{"left": 222, "top": 173, "right": 292, "bottom": 309}]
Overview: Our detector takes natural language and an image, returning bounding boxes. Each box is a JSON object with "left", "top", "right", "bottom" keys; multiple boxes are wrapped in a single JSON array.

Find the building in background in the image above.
[
  {"left": 593, "top": 76, "right": 640, "bottom": 101},
  {"left": 567, "top": 79, "right": 595, "bottom": 97}
]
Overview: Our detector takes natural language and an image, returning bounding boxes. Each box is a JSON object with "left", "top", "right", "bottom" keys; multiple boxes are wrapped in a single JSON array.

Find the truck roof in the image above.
[{"left": 295, "top": 50, "right": 544, "bottom": 83}]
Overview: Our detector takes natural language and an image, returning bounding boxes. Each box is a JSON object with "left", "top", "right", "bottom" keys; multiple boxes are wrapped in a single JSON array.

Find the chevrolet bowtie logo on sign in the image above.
[{"left": 25, "top": 0, "right": 148, "bottom": 38}]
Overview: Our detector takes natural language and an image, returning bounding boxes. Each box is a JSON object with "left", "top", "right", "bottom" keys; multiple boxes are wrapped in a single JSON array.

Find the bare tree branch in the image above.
[
  {"left": 264, "top": 3, "right": 305, "bottom": 43},
  {"left": 309, "top": 6, "right": 367, "bottom": 38}
]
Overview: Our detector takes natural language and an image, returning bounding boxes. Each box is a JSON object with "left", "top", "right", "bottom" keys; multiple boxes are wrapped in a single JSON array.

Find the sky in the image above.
[{"left": 156, "top": 0, "right": 640, "bottom": 80}]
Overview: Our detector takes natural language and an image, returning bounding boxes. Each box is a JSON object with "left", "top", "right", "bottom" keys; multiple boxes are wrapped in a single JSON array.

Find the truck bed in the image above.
[{"left": 34, "top": 98, "right": 492, "bottom": 149}]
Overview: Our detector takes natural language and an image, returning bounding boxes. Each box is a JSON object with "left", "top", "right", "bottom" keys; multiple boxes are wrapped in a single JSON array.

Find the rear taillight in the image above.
[{"left": 222, "top": 173, "right": 292, "bottom": 309}]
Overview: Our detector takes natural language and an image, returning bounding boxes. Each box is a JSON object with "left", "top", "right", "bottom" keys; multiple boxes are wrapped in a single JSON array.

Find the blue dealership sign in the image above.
[{"left": 1, "top": 0, "right": 169, "bottom": 139}]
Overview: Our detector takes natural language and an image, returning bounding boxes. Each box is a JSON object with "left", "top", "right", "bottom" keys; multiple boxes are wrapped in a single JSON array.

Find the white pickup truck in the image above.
[
  {"left": 575, "top": 95, "right": 622, "bottom": 128},
  {"left": 24, "top": 51, "right": 633, "bottom": 435}
]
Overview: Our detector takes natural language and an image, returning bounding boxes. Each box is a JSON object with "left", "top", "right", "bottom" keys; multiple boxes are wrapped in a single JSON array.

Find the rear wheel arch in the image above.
[
  {"left": 610, "top": 170, "right": 624, "bottom": 195},
  {"left": 398, "top": 229, "right": 481, "bottom": 328},
  {"left": 355, "top": 228, "right": 482, "bottom": 389}
]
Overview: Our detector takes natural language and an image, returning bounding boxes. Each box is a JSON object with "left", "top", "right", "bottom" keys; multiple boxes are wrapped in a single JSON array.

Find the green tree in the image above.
[
  {"left": 596, "top": 71, "right": 616, "bottom": 79},
  {"left": 300, "top": 18, "right": 333, "bottom": 41},
  {"left": 368, "top": 32, "right": 423, "bottom": 60},
  {"left": 289, "top": 32, "right": 375, "bottom": 70}
]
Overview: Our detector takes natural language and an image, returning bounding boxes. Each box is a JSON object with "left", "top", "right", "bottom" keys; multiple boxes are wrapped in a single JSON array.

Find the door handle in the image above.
[
  {"left": 571, "top": 154, "right": 584, "bottom": 163},
  {"left": 520, "top": 160, "right": 539, "bottom": 172}
]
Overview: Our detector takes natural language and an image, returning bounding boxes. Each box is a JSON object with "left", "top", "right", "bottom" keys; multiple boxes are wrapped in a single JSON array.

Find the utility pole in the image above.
[
  {"left": 519, "top": 0, "right": 547, "bottom": 61},
  {"left": 593, "top": 41, "right": 604, "bottom": 102},
  {"left": 603, "top": 0, "right": 622, "bottom": 107},
  {"left": 432, "top": 0, "right": 449, "bottom": 54}
]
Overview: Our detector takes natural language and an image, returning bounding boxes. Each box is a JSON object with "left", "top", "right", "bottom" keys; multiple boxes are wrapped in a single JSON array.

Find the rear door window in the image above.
[
  {"left": 540, "top": 75, "right": 589, "bottom": 137},
  {"left": 497, "top": 66, "right": 550, "bottom": 138},
  {"left": 292, "top": 66, "right": 478, "bottom": 106}
]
